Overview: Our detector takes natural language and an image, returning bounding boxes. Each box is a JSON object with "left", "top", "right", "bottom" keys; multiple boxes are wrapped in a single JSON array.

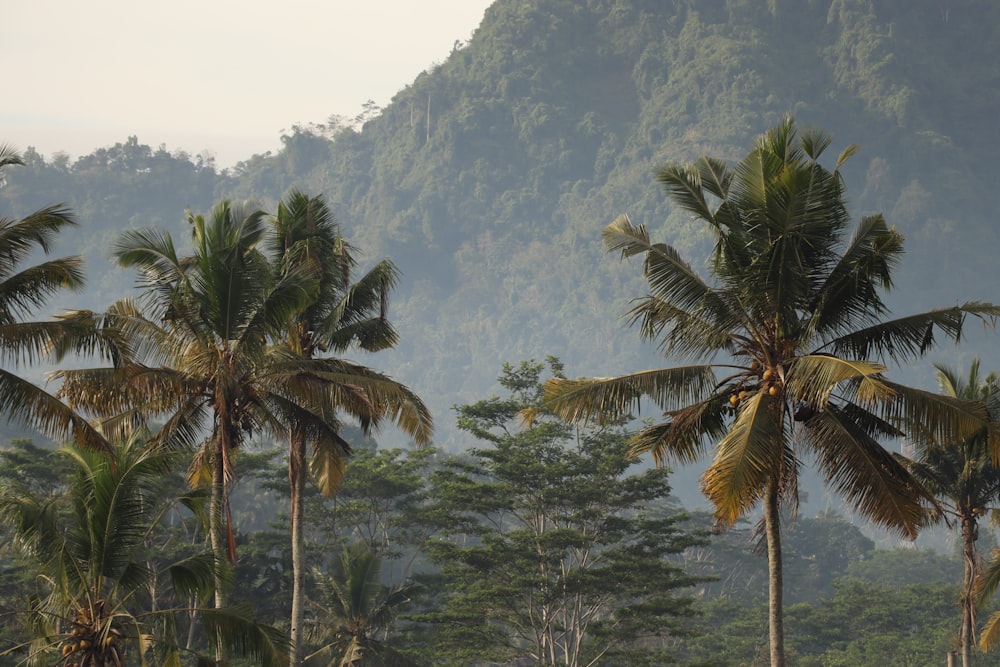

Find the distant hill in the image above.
[{"left": 4, "top": 0, "right": 1000, "bottom": 492}]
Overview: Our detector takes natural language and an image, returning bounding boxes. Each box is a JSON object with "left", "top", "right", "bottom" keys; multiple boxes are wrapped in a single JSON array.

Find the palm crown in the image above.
[{"left": 547, "top": 118, "right": 998, "bottom": 535}]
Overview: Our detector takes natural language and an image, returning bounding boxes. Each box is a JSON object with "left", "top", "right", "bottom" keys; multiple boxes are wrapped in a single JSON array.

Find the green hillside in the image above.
[{"left": 4, "top": 0, "right": 999, "bottom": 455}]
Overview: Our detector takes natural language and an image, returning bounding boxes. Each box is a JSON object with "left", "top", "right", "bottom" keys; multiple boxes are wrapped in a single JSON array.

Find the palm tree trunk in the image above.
[
  {"left": 211, "top": 441, "right": 228, "bottom": 665},
  {"left": 211, "top": 443, "right": 228, "bottom": 610},
  {"left": 289, "top": 427, "right": 307, "bottom": 667},
  {"left": 961, "top": 514, "right": 978, "bottom": 667},
  {"left": 764, "top": 477, "right": 785, "bottom": 667}
]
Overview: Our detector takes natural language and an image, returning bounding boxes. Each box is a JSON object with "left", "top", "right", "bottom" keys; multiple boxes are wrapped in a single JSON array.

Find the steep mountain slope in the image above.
[{"left": 299, "top": 0, "right": 1000, "bottom": 448}]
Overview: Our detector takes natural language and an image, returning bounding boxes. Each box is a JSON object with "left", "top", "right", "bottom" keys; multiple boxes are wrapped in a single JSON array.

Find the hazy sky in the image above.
[{"left": 6, "top": 0, "right": 494, "bottom": 167}]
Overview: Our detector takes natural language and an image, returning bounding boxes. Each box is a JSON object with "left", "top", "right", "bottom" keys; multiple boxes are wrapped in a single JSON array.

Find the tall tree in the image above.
[
  {"left": 425, "top": 358, "right": 705, "bottom": 666},
  {"left": 0, "top": 434, "right": 286, "bottom": 667},
  {"left": 901, "top": 360, "right": 1000, "bottom": 667},
  {"left": 268, "top": 189, "right": 432, "bottom": 667},
  {"left": 544, "top": 118, "right": 1000, "bottom": 666},
  {"left": 56, "top": 200, "right": 318, "bottom": 610},
  {"left": 0, "top": 145, "right": 107, "bottom": 451}
]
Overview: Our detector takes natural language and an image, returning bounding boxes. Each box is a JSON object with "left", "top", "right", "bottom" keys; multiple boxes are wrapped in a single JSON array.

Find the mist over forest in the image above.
[{"left": 3, "top": 1, "right": 1000, "bottom": 664}]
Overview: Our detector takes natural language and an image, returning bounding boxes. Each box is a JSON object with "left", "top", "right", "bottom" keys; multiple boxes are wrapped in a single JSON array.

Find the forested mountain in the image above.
[{"left": 4, "top": 0, "right": 999, "bottom": 462}]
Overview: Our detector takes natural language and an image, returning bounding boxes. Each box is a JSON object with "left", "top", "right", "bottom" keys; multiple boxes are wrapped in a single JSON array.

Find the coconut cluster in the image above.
[
  {"left": 60, "top": 603, "right": 124, "bottom": 667},
  {"left": 728, "top": 362, "right": 782, "bottom": 409}
]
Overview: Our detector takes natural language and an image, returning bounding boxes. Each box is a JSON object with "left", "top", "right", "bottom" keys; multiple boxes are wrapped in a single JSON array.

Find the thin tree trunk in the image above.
[
  {"left": 961, "top": 514, "right": 978, "bottom": 667},
  {"left": 211, "top": 444, "right": 227, "bottom": 610},
  {"left": 211, "top": 442, "right": 227, "bottom": 664},
  {"left": 289, "top": 427, "right": 307, "bottom": 667},
  {"left": 186, "top": 605, "right": 198, "bottom": 650},
  {"left": 764, "top": 477, "right": 785, "bottom": 667}
]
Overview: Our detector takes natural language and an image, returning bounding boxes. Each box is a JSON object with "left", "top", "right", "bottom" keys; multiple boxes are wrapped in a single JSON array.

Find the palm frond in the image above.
[
  {"left": 804, "top": 404, "right": 928, "bottom": 537},
  {"left": 827, "top": 303, "right": 1000, "bottom": 365},
  {"left": 0, "top": 204, "right": 78, "bottom": 274},
  {"left": 655, "top": 165, "right": 719, "bottom": 225},
  {"left": 629, "top": 394, "right": 729, "bottom": 466},
  {"left": 623, "top": 294, "right": 736, "bottom": 359},
  {"left": 319, "top": 260, "right": 401, "bottom": 353},
  {"left": 979, "top": 549, "right": 1000, "bottom": 600},
  {"left": 166, "top": 553, "right": 221, "bottom": 604},
  {"left": 603, "top": 215, "right": 716, "bottom": 316},
  {"left": 880, "top": 379, "right": 990, "bottom": 450},
  {"left": 0, "top": 368, "right": 110, "bottom": 453},
  {"left": 200, "top": 604, "right": 288, "bottom": 667},
  {"left": 279, "top": 358, "right": 434, "bottom": 445},
  {"left": 701, "top": 391, "right": 785, "bottom": 527},
  {"left": 113, "top": 227, "right": 187, "bottom": 292},
  {"left": 785, "top": 354, "right": 890, "bottom": 406},
  {"left": 980, "top": 611, "right": 1000, "bottom": 653},
  {"left": 544, "top": 365, "right": 718, "bottom": 425},
  {"left": 805, "top": 214, "right": 902, "bottom": 339},
  {"left": 0, "top": 257, "right": 85, "bottom": 324},
  {"left": 310, "top": 436, "right": 351, "bottom": 496}
]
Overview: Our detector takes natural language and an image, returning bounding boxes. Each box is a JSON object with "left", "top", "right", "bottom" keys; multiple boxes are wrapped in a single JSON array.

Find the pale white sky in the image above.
[{"left": 5, "top": 0, "right": 494, "bottom": 167}]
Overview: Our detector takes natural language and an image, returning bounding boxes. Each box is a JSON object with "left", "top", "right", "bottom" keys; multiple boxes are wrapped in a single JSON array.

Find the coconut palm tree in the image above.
[
  {"left": 54, "top": 200, "right": 334, "bottom": 609},
  {"left": 901, "top": 360, "right": 1000, "bottom": 667},
  {"left": 544, "top": 118, "right": 1000, "bottom": 667},
  {"left": 0, "top": 145, "right": 107, "bottom": 451},
  {"left": 0, "top": 433, "right": 286, "bottom": 667},
  {"left": 303, "top": 541, "right": 420, "bottom": 667},
  {"left": 268, "top": 189, "right": 432, "bottom": 667}
]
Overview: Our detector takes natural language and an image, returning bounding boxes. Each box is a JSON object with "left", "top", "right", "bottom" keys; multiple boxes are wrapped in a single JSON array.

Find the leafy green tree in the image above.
[
  {"left": 897, "top": 359, "right": 1000, "bottom": 667},
  {"left": 267, "top": 189, "right": 432, "bottom": 667},
  {"left": 425, "top": 358, "right": 705, "bottom": 666},
  {"left": 0, "top": 434, "right": 286, "bottom": 666},
  {"left": 0, "top": 146, "right": 106, "bottom": 451},
  {"left": 544, "top": 118, "right": 1000, "bottom": 666},
  {"left": 303, "top": 541, "right": 420, "bottom": 667}
]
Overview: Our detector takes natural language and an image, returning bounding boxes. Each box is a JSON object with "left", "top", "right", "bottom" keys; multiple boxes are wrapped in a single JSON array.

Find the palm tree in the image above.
[
  {"left": 0, "top": 145, "right": 107, "bottom": 451},
  {"left": 268, "top": 189, "right": 432, "bottom": 667},
  {"left": 303, "top": 541, "right": 420, "bottom": 667},
  {"left": 544, "top": 118, "right": 1000, "bottom": 667},
  {"left": 900, "top": 360, "right": 1000, "bottom": 667},
  {"left": 0, "top": 433, "right": 287, "bottom": 666},
  {"left": 54, "top": 200, "right": 333, "bottom": 611}
]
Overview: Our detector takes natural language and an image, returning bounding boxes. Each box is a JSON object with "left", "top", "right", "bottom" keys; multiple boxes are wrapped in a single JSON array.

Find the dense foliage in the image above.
[{"left": 420, "top": 359, "right": 706, "bottom": 665}]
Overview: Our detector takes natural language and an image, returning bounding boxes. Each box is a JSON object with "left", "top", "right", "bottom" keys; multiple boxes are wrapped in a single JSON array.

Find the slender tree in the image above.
[
  {"left": 900, "top": 360, "right": 1000, "bottom": 667},
  {"left": 268, "top": 189, "right": 432, "bottom": 667},
  {"left": 56, "top": 200, "right": 321, "bottom": 608},
  {"left": 544, "top": 118, "right": 1000, "bottom": 667}
]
